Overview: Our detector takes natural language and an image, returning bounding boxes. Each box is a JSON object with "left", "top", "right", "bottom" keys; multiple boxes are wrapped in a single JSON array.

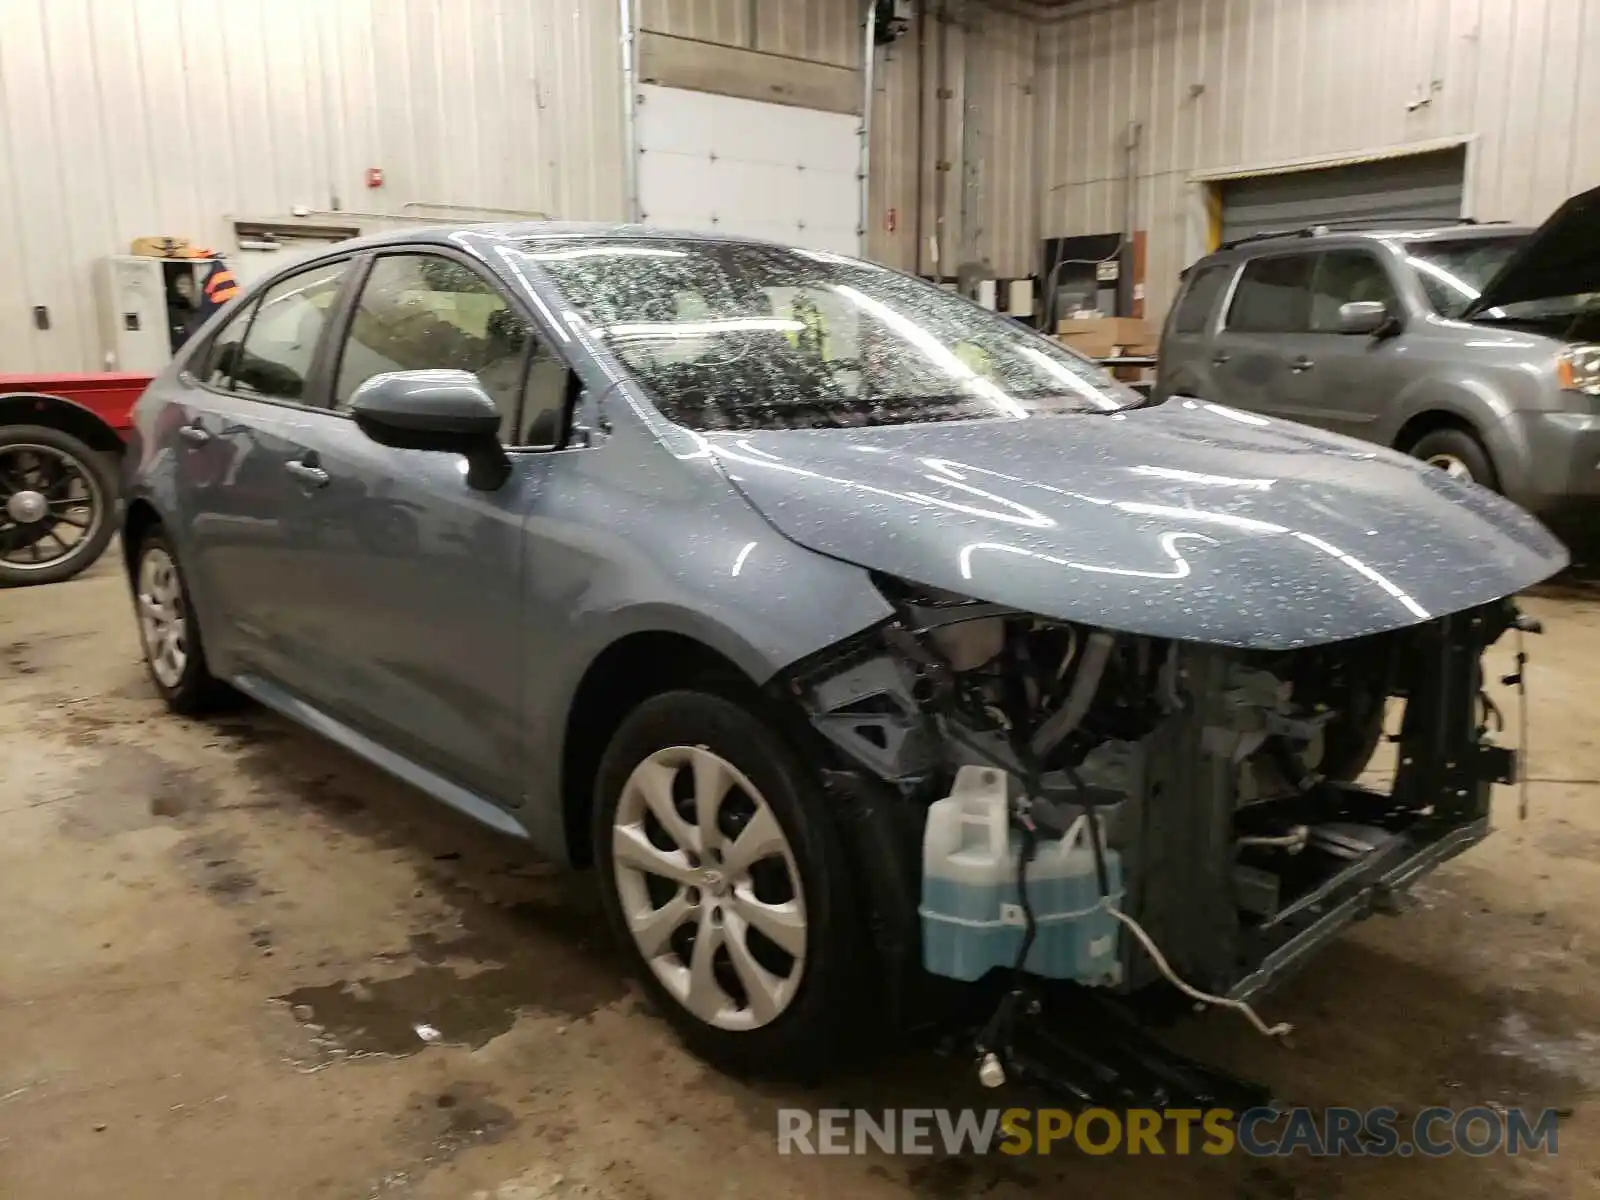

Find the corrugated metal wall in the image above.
[
  {"left": 0, "top": 0, "right": 626, "bottom": 372},
  {"left": 1037, "top": 0, "right": 1600, "bottom": 322},
  {"left": 641, "top": 0, "right": 860, "bottom": 64},
  {"left": 0, "top": 0, "right": 1046, "bottom": 370},
  {"left": 868, "top": 2, "right": 1038, "bottom": 279}
]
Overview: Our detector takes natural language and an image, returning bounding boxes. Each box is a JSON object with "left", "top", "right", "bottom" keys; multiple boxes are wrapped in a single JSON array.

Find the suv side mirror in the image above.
[{"left": 1338, "top": 301, "right": 1396, "bottom": 337}]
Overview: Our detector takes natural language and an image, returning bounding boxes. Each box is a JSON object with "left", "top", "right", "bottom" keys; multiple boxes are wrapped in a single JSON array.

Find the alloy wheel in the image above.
[
  {"left": 0, "top": 444, "right": 103, "bottom": 573},
  {"left": 137, "top": 547, "right": 189, "bottom": 689},
  {"left": 611, "top": 745, "right": 807, "bottom": 1031}
]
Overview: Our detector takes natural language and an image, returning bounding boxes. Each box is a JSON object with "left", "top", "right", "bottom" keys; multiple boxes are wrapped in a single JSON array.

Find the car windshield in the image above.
[
  {"left": 1402, "top": 236, "right": 1525, "bottom": 318},
  {"left": 522, "top": 237, "right": 1138, "bottom": 431},
  {"left": 1400, "top": 233, "right": 1596, "bottom": 324}
]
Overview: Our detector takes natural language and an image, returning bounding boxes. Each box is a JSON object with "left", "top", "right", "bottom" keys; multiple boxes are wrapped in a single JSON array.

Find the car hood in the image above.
[
  {"left": 703, "top": 400, "right": 1567, "bottom": 649},
  {"left": 1461, "top": 184, "right": 1600, "bottom": 319}
]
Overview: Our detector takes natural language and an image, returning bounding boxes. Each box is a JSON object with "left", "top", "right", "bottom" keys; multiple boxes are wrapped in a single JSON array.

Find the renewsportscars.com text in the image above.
[{"left": 776, "top": 1106, "right": 1561, "bottom": 1158}]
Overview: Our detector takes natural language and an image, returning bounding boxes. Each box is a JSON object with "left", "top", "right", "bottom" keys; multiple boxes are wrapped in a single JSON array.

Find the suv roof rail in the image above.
[{"left": 1216, "top": 215, "right": 1497, "bottom": 252}]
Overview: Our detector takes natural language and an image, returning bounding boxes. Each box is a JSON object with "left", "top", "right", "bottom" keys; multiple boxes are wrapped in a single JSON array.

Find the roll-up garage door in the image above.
[{"left": 1219, "top": 147, "right": 1467, "bottom": 244}]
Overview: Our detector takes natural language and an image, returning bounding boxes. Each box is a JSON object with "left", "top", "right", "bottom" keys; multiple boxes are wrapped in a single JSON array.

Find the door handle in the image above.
[
  {"left": 178, "top": 424, "right": 211, "bottom": 445},
  {"left": 285, "top": 459, "right": 330, "bottom": 488},
  {"left": 1211, "top": 353, "right": 1231, "bottom": 366},
  {"left": 1291, "top": 356, "right": 1315, "bottom": 373}
]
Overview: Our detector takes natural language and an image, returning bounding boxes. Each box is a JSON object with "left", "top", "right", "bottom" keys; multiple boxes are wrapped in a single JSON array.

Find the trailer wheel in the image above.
[{"left": 0, "top": 424, "right": 118, "bottom": 587}]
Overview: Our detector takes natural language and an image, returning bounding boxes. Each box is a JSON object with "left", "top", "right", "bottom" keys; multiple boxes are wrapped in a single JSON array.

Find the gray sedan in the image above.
[{"left": 120, "top": 224, "right": 1565, "bottom": 1094}]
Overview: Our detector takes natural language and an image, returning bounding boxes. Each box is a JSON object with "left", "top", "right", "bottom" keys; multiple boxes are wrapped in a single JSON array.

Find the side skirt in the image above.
[{"left": 229, "top": 672, "right": 533, "bottom": 842}]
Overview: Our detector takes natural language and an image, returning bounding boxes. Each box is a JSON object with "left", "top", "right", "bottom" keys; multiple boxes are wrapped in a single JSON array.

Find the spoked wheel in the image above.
[
  {"left": 0, "top": 426, "right": 117, "bottom": 587},
  {"left": 612, "top": 744, "right": 807, "bottom": 1031},
  {"left": 593, "top": 690, "right": 866, "bottom": 1076}
]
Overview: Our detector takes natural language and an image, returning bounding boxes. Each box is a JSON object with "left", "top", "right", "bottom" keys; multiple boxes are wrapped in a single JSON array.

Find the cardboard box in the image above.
[
  {"left": 129, "top": 236, "right": 193, "bottom": 259},
  {"left": 1055, "top": 315, "right": 1154, "bottom": 361}
]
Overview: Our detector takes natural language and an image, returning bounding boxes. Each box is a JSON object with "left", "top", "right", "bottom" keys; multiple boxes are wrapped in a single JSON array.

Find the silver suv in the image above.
[{"left": 1155, "top": 185, "right": 1600, "bottom": 519}]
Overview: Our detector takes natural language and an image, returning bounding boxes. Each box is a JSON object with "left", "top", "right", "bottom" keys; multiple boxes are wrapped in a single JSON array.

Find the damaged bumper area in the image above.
[{"left": 776, "top": 577, "right": 1531, "bottom": 1101}]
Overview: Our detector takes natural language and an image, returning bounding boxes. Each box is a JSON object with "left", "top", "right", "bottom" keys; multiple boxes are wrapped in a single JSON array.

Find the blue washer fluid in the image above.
[{"left": 919, "top": 764, "right": 1123, "bottom": 984}]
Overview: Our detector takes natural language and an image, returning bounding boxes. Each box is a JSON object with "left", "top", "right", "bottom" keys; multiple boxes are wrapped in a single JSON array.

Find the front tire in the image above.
[
  {"left": 1409, "top": 428, "right": 1497, "bottom": 491},
  {"left": 0, "top": 425, "right": 118, "bottom": 587},
  {"left": 131, "top": 528, "right": 235, "bottom": 714},
  {"left": 592, "top": 690, "right": 864, "bottom": 1078}
]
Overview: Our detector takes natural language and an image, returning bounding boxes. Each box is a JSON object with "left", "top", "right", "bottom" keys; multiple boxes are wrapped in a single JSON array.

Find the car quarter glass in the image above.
[
  {"left": 1171, "top": 264, "right": 1233, "bottom": 334},
  {"left": 334, "top": 252, "right": 536, "bottom": 442},
  {"left": 521, "top": 237, "right": 1140, "bottom": 431}
]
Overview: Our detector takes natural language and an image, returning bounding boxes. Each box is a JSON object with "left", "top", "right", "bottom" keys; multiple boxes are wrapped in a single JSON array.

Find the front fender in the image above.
[{"left": 1385, "top": 377, "right": 1532, "bottom": 497}]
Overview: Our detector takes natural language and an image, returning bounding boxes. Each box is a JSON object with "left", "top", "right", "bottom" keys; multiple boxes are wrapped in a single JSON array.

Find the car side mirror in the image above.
[
  {"left": 1338, "top": 300, "right": 1396, "bottom": 337},
  {"left": 349, "top": 369, "right": 510, "bottom": 489}
]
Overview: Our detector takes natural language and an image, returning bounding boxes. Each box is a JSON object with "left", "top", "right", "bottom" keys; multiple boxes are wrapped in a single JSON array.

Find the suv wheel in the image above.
[
  {"left": 592, "top": 690, "right": 863, "bottom": 1077},
  {"left": 1409, "top": 428, "right": 1497, "bottom": 490},
  {"left": 132, "top": 528, "right": 234, "bottom": 714}
]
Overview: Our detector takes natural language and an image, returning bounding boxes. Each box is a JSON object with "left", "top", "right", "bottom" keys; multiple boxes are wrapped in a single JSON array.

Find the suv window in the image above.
[
  {"left": 334, "top": 253, "right": 534, "bottom": 441},
  {"left": 1309, "top": 250, "right": 1398, "bottom": 332},
  {"left": 1172, "top": 264, "right": 1232, "bottom": 333},
  {"left": 232, "top": 260, "right": 350, "bottom": 400},
  {"left": 199, "top": 296, "right": 259, "bottom": 389},
  {"left": 1226, "top": 254, "right": 1314, "bottom": 333}
]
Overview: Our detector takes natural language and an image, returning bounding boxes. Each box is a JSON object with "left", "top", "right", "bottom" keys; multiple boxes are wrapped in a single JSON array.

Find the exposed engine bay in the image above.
[{"left": 779, "top": 575, "right": 1530, "bottom": 1100}]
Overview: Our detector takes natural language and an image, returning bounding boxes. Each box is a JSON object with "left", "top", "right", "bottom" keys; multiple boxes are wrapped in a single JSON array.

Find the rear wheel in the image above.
[
  {"left": 1409, "top": 428, "right": 1497, "bottom": 491},
  {"left": 131, "top": 528, "right": 235, "bottom": 714},
  {"left": 592, "top": 690, "right": 864, "bottom": 1077},
  {"left": 0, "top": 425, "right": 117, "bottom": 587}
]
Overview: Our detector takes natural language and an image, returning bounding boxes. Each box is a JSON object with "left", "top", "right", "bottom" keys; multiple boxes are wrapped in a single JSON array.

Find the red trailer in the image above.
[{"left": 0, "top": 372, "right": 152, "bottom": 586}]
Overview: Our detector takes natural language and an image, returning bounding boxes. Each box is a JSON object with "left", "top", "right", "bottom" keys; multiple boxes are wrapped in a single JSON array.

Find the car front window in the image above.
[{"left": 521, "top": 238, "right": 1138, "bottom": 431}]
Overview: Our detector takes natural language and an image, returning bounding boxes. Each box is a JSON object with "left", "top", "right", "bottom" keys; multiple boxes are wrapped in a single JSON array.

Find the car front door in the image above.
[
  {"left": 265, "top": 249, "right": 579, "bottom": 806},
  {"left": 1284, "top": 247, "right": 1409, "bottom": 442},
  {"left": 1208, "top": 251, "right": 1317, "bottom": 421},
  {"left": 175, "top": 256, "right": 355, "bottom": 694}
]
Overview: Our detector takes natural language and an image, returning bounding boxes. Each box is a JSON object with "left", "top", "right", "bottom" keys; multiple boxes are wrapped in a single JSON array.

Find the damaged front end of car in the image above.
[{"left": 772, "top": 574, "right": 1536, "bottom": 1109}]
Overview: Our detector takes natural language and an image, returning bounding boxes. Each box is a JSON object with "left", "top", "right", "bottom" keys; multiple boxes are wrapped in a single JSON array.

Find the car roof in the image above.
[
  {"left": 1210, "top": 221, "right": 1531, "bottom": 257},
  {"left": 323, "top": 220, "right": 793, "bottom": 254}
]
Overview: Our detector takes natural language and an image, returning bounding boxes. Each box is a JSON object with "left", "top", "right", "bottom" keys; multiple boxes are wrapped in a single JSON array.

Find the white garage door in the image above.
[{"left": 635, "top": 84, "right": 860, "bottom": 256}]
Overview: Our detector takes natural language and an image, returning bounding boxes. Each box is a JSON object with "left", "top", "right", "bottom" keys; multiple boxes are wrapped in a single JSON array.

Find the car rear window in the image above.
[{"left": 1171, "top": 264, "right": 1233, "bottom": 333}]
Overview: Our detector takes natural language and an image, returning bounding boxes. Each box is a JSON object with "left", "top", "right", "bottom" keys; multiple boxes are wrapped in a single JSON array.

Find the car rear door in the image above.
[
  {"left": 1155, "top": 261, "right": 1236, "bottom": 400},
  {"left": 1207, "top": 251, "right": 1317, "bottom": 420},
  {"left": 174, "top": 256, "right": 356, "bottom": 692},
  {"left": 264, "top": 248, "right": 580, "bottom": 806}
]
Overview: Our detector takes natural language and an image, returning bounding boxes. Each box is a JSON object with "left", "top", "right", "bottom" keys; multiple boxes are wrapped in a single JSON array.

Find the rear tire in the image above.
[
  {"left": 1409, "top": 428, "right": 1498, "bottom": 491},
  {"left": 592, "top": 690, "right": 866, "bottom": 1078},
  {"left": 0, "top": 425, "right": 118, "bottom": 587},
  {"left": 130, "top": 527, "right": 236, "bottom": 715}
]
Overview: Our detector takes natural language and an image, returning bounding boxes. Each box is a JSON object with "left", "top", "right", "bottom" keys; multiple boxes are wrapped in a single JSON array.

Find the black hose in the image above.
[
  {"left": 1063, "top": 764, "right": 1113, "bottom": 900},
  {"left": 1012, "top": 820, "right": 1041, "bottom": 973}
]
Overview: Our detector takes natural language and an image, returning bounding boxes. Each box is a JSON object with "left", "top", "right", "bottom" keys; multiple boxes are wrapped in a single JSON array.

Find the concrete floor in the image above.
[{"left": 3, "top": 556, "right": 1599, "bottom": 1200}]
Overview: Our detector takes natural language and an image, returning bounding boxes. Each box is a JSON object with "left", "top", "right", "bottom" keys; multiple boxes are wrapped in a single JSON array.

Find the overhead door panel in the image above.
[
  {"left": 635, "top": 83, "right": 860, "bottom": 255},
  {"left": 1220, "top": 148, "right": 1467, "bottom": 244}
]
